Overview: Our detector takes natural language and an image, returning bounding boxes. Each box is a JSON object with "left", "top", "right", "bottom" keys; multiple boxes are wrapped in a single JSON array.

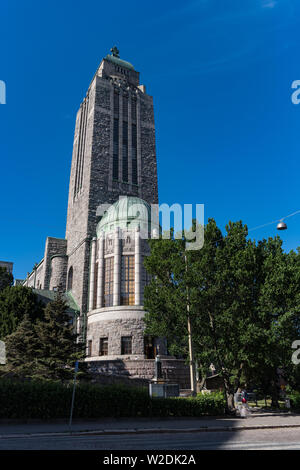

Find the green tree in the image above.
[
  {"left": 2, "top": 314, "right": 40, "bottom": 378},
  {"left": 243, "top": 240, "right": 300, "bottom": 405},
  {"left": 0, "top": 267, "right": 13, "bottom": 292},
  {"left": 34, "top": 292, "right": 85, "bottom": 381},
  {"left": 144, "top": 219, "right": 300, "bottom": 411},
  {"left": 0, "top": 285, "right": 44, "bottom": 339}
]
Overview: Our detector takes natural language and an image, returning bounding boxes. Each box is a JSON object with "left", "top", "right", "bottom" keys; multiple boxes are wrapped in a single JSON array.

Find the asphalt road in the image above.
[{"left": 0, "top": 428, "right": 300, "bottom": 450}]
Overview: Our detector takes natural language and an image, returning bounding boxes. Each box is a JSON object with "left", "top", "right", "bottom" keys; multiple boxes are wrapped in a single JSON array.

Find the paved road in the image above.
[{"left": 0, "top": 428, "right": 300, "bottom": 450}]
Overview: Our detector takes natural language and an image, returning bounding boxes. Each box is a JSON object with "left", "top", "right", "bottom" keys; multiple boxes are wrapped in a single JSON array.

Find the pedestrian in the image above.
[
  {"left": 241, "top": 388, "right": 248, "bottom": 404},
  {"left": 240, "top": 387, "right": 250, "bottom": 418}
]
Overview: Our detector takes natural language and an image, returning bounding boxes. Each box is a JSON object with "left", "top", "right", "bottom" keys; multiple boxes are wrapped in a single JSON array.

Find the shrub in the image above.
[
  {"left": 289, "top": 391, "right": 300, "bottom": 411},
  {"left": 0, "top": 379, "right": 226, "bottom": 420}
]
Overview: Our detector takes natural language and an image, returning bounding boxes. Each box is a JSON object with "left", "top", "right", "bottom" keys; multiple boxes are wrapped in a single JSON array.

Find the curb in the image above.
[{"left": 1, "top": 423, "right": 300, "bottom": 439}]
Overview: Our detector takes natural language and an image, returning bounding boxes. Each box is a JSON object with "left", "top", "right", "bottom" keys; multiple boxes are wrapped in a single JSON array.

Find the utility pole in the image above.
[
  {"left": 69, "top": 360, "right": 79, "bottom": 431},
  {"left": 185, "top": 254, "right": 197, "bottom": 396}
]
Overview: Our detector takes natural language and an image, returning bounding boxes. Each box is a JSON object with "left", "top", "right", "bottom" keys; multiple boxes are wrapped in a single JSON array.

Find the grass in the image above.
[{"left": 247, "top": 398, "right": 288, "bottom": 410}]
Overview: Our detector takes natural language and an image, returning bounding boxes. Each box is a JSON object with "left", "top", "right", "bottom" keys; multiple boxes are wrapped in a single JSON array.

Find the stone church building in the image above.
[{"left": 23, "top": 47, "right": 189, "bottom": 387}]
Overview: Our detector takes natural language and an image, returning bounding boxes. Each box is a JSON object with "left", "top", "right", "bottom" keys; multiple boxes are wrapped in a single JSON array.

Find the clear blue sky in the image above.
[{"left": 1, "top": 0, "right": 299, "bottom": 280}]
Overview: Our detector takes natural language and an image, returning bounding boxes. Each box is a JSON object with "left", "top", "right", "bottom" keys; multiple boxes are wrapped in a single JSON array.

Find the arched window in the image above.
[{"left": 67, "top": 266, "right": 73, "bottom": 291}]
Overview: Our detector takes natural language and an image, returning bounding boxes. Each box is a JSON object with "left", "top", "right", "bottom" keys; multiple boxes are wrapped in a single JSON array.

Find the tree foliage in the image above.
[
  {"left": 0, "top": 285, "right": 44, "bottom": 339},
  {"left": 3, "top": 314, "right": 40, "bottom": 377},
  {"left": 144, "top": 219, "right": 300, "bottom": 410},
  {"left": 33, "top": 293, "right": 85, "bottom": 381},
  {"left": 2, "top": 292, "right": 85, "bottom": 381},
  {"left": 0, "top": 267, "right": 13, "bottom": 292}
]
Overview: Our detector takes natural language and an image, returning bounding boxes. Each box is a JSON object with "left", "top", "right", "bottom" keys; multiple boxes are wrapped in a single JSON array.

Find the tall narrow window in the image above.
[
  {"left": 99, "top": 337, "right": 108, "bottom": 356},
  {"left": 87, "top": 340, "right": 92, "bottom": 357},
  {"left": 122, "top": 121, "right": 128, "bottom": 182},
  {"left": 121, "top": 255, "right": 135, "bottom": 305},
  {"left": 113, "top": 118, "right": 119, "bottom": 180},
  {"left": 74, "top": 96, "right": 89, "bottom": 198},
  {"left": 121, "top": 336, "right": 132, "bottom": 355},
  {"left": 67, "top": 266, "right": 73, "bottom": 291},
  {"left": 131, "top": 97, "right": 137, "bottom": 121},
  {"left": 114, "top": 91, "right": 119, "bottom": 115},
  {"left": 104, "top": 257, "right": 114, "bottom": 307},
  {"left": 132, "top": 124, "right": 137, "bottom": 185},
  {"left": 123, "top": 95, "right": 128, "bottom": 120},
  {"left": 93, "top": 262, "right": 98, "bottom": 309},
  {"left": 141, "top": 256, "right": 151, "bottom": 303}
]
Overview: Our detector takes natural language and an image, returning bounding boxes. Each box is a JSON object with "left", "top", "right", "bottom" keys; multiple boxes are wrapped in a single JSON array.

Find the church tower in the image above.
[
  {"left": 65, "top": 47, "right": 159, "bottom": 314},
  {"left": 22, "top": 48, "right": 190, "bottom": 386}
]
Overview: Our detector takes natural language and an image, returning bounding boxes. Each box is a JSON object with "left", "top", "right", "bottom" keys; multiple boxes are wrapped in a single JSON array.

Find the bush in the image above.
[
  {"left": 0, "top": 379, "right": 226, "bottom": 420},
  {"left": 289, "top": 391, "right": 300, "bottom": 411}
]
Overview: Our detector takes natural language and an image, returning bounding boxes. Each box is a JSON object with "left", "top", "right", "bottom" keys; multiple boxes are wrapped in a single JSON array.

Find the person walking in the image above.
[
  {"left": 241, "top": 388, "right": 248, "bottom": 404},
  {"left": 240, "top": 388, "right": 250, "bottom": 418}
]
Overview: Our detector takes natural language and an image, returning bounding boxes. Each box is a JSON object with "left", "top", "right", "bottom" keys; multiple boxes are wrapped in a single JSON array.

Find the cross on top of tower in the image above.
[{"left": 110, "top": 46, "right": 120, "bottom": 58}]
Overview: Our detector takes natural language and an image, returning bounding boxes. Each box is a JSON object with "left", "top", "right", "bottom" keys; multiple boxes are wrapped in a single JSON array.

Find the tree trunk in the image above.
[
  {"left": 271, "top": 370, "right": 280, "bottom": 408},
  {"left": 223, "top": 376, "right": 235, "bottom": 413},
  {"left": 271, "top": 382, "right": 279, "bottom": 408}
]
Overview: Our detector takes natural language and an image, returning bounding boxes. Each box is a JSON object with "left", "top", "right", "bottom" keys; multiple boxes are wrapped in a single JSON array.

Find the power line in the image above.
[{"left": 248, "top": 209, "right": 300, "bottom": 233}]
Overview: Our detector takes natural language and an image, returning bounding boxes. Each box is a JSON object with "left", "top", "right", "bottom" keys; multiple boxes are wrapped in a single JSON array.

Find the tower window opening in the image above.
[
  {"left": 132, "top": 124, "right": 137, "bottom": 185},
  {"left": 131, "top": 98, "right": 137, "bottom": 121},
  {"left": 113, "top": 118, "right": 119, "bottom": 180},
  {"left": 67, "top": 266, "right": 73, "bottom": 290},
  {"left": 113, "top": 92, "right": 119, "bottom": 114},
  {"left": 122, "top": 121, "right": 128, "bottom": 182},
  {"left": 123, "top": 95, "right": 128, "bottom": 120}
]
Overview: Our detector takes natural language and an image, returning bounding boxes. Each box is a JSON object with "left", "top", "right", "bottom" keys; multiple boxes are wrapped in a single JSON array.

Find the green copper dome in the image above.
[
  {"left": 96, "top": 197, "right": 152, "bottom": 235},
  {"left": 105, "top": 54, "right": 135, "bottom": 71}
]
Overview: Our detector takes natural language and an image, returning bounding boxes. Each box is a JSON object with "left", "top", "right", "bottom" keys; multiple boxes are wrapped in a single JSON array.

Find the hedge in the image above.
[
  {"left": 289, "top": 391, "right": 300, "bottom": 411},
  {"left": 0, "top": 379, "right": 225, "bottom": 419}
]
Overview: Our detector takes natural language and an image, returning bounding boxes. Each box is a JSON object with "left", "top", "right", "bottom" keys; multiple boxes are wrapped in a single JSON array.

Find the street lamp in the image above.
[
  {"left": 276, "top": 210, "right": 300, "bottom": 231},
  {"left": 277, "top": 221, "right": 287, "bottom": 230}
]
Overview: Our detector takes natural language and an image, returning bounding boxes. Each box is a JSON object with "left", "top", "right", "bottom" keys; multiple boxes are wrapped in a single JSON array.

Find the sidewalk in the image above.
[{"left": 0, "top": 412, "right": 300, "bottom": 437}]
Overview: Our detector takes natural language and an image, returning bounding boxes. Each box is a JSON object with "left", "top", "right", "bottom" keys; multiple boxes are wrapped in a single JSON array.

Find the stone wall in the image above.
[
  {"left": 87, "top": 317, "right": 146, "bottom": 357},
  {"left": 87, "top": 358, "right": 191, "bottom": 389}
]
